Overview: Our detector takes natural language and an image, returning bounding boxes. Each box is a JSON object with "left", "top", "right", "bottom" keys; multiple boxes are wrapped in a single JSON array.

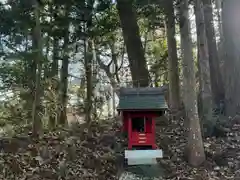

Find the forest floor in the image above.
[
  {"left": 156, "top": 115, "right": 240, "bottom": 180},
  {"left": 0, "top": 115, "right": 239, "bottom": 180}
]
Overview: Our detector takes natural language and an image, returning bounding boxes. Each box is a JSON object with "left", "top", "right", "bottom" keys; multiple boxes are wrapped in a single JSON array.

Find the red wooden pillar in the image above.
[{"left": 128, "top": 115, "right": 132, "bottom": 149}]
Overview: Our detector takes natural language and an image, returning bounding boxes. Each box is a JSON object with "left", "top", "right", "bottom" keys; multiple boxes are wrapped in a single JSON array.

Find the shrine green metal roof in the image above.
[{"left": 117, "top": 87, "right": 168, "bottom": 110}]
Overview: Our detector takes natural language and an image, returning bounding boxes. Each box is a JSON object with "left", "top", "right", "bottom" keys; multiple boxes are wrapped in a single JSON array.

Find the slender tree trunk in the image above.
[
  {"left": 48, "top": 4, "right": 60, "bottom": 127},
  {"left": 96, "top": 53, "right": 118, "bottom": 95},
  {"left": 51, "top": 5, "right": 59, "bottom": 79},
  {"left": 31, "top": 0, "right": 43, "bottom": 136},
  {"left": 44, "top": 34, "right": 50, "bottom": 79},
  {"left": 215, "top": 0, "right": 223, "bottom": 42},
  {"left": 52, "top": 38, "right": 59, "bottom": 78},
  {"left": 22, "top": 33, "right": 37, "bottom": 120},
  {"left": 49, "top": 36, "right": 59, "bottom": 128},
  {"left": 165, "top": 0, "right": 181, "bottom": 111},
  {"left": 222, "top": 0, "right": 240, "bottom": 116},
  {"left": 84, "top": 38, "right": 93, "bottom": 124},
  {"left": 215, "top": 0, "right": 224, "bottom": 76},
  {"left": 202, "top": 0, "right": 224, "bottom": 105},
  {"left": 179, "top": 0, "right": 205, "bottom": 166},
  {"left": 110, "top": 43, "right": 117, "bottom": 117},
  {"left": 59, "top": 7, "right": 70, "bottom": 125},
  {"left": 81, "top": 0, "right": 95, "bottom": 124},
  {"left": 194, "top": 0, "right": 213, "bottom": 128},
  {"left": 116, "top": 0, "right": 149, "bottom": 87}
]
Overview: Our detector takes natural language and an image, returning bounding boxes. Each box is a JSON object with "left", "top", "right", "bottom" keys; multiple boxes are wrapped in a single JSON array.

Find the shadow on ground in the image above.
[{"left": 125, "top": 164, "right": 165, "bottom": 179}]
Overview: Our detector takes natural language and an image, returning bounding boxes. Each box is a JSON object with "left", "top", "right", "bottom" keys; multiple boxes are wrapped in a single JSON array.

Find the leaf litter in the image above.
[
  {"left": 0, "top": 115, "right": 240, "bottom": 180},
  {"left": 0, "top": 120, "right": 121, "bottom": 180},
  {"left": 156, "top": 115, "right": 240, "bottom": 180}
]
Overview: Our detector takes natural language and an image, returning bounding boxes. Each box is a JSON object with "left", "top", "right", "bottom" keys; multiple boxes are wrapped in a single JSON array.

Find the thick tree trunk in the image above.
[
  {"left": 164, "top": 0, "right": 181, "bottom": 111},
  {"left": 31, "top": 0, "right": 43, "bottom": 136},
  {"left": 179, "top": 0, "right": 205, "bottom": 167},
  {"left": 116, "top": 0, "right": 149, "bottom": 87},
  {"left": 194, "top": 0, "right": 213, "bottom": 129},
  {"left": 222, "top": 0, "right": 240, "bottom": 116},
  {"left": 202, "top": 0, "right": 224, "bottom": 105}
]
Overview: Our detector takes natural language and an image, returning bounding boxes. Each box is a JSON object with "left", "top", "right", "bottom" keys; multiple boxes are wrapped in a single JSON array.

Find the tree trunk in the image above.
[
  {"left": 202, "top": 0, "right": 224, "bottom": 105},
  {"left": 215, "top": 0, "right": 223, "bottom": 42},
  {"left": 51, "top": 5, "right": 59, "bottom": 79},
  {"left": 96, "top": 54, "right": 118, "bottom": 95},
  {"left": 179, "top": 0, "right": 205, "bottom": 167},
  {"left": 31, "top": 0, "right": 43, "bottom": 136},
  {"left": 215, "top": 0, "right": 224, "bottom": 78},
  {"left": 22, "top": 32, "right": 37, "bottom": 120},
  {"left": 222, "top": 0, "right": 240, "bottom": 116},
  {"left": 84, "top": 38, "right": 93, "bottom": 124},
  {"left": 194, "top": 0, "right": 213, "bottom": 129},
  {"left": 164, "top": 0, "right": 181, "bottom": 111},
  {"left": 52, "top": 38, "right": 59, "bottom": 78},
  {"left": 47, "top": 4, "right": 60, "bottom": 128},
  {"left": 49, "top": 36, "right": 59, "bottom": 128},
  {"left": 116, "top": 0, "right": 149, "bottom": 87},
  {"left": 59, "top": 7, "right": 70, "bottom": 125}
]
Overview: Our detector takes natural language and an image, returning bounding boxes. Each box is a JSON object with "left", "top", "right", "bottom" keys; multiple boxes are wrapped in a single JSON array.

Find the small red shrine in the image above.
[{"left": 117, "top": 87, "right": 168, "bottom": 165}]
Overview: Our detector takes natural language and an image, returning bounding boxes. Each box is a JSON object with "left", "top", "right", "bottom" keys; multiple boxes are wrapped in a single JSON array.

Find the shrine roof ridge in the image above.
[{"left": 118, "top": 85, "right": 168, "bottom": 96}]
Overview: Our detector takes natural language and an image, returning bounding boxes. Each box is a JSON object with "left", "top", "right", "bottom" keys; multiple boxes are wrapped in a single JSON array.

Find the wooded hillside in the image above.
[{"left": 0, "top": 0, "right": 240, "bottom": 179}]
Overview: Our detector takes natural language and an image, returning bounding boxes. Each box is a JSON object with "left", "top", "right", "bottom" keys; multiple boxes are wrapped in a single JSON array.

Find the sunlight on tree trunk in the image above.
[
  {"left": 215, "top": 0, "right": 224, "bottom": 79},
  {"left": 203, "top": 0, "right": 224, "bottom": 105},
  {"left": 222, "top": 0, "right": 240, "bottom": 116},
  {"left": 179, "top": 0, "right": 206, "bottom": 166},
  {"left": 194, "top": 0, "right": 213, "bottom": 131},
  {"left": 164, "top": 0, "right": 181, "bottom": 111}
]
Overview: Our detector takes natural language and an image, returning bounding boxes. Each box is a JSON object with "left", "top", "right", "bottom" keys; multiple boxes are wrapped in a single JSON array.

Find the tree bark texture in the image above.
[
  {"left": 165, "top": 0, "right": 181, "bottom": 111},
  {"left": 194, "top": 0, "right": 213, "bottom": 125},
  {"left": 222, "top": 0, "right": 240, "bottom": 116},
  {"left": 59, "top": 7, "right": 70, "bottom": 125},
  {"left": 202, "top": 0, "right": 224, "bottom": 105},
  {"left": 116, "top": 0, "right": 149, "bottom": 87},
  {"left": 179, "top": 0, "right": 206, "bottom": 167},
  {"left": 31, "top": 0, "right": 43, "bottom": 136}
]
